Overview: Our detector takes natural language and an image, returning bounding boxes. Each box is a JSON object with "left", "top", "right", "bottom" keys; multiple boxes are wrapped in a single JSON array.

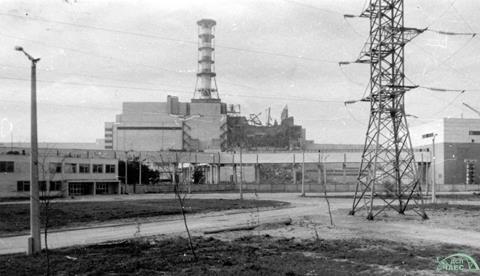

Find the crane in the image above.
[
  {"left": 247, "top": 112, "right": 263, "bottom": 126},
  {"left": 462, "top": 102, "right": 480, "bottom": 117}
]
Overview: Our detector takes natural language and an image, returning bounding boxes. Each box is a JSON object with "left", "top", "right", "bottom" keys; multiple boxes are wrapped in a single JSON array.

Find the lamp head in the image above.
[{"left": 14, "top": 46, "right": 23, "bottom": 51}]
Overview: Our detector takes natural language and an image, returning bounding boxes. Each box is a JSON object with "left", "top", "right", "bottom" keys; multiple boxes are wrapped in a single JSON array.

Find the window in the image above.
[
  {"left": 17, "top": 181, "right": 30, "bottom": 192},
  {"left": 49, "top": 163, "right": 62, "bottom": 174},
  {"left": 0, "top": 161, "right": 14, "bottom": 173},
  {"left": 93, "top": 164, "right": 103, "bottom": 173},
  {"left": 469, "top": 130, "right": 480, "bottom": 136},
  {"left": 64, "top": 163, "right": 77, "bottom": 173},
  {"left": 69, "top": 182, "right": 92, "bottom": 196},
  {"left": 96, "top": 183, "right": 108, "bottom": 194},
  {"left": 105, "top": 164, "right": 116, "bottom": 174},
  {"left": 50, "top": 181, "right": 62, "bottom": 191},
  {"left": 39, "top": 181, "right": 47, "bottom": 191},
  {"left": 79, "top": 164, "right": 90, "bottom": 173}
]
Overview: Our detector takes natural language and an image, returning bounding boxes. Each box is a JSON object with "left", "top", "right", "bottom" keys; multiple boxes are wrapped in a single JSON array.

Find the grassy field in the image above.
[
  {"left": 1, "top": 235, "right": 478, "bottom": 275},
  {"left": 0, "top": 199, "right": 288, "bottom": 234}
]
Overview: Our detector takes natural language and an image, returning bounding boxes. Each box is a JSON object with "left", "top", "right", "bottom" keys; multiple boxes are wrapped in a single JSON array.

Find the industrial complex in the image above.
[
  {"left": 104, "top": 19, "right": 307, "bottom": 153},
  {"left": 1, "top": 18, "right": 479, "bottom": 200},
  {"left": 5, "top": 2, "right": 480, "bottom": 273}
]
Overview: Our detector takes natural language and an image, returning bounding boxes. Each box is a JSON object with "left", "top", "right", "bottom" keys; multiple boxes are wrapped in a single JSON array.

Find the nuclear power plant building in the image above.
[
  {"left": 104, "top": 19, "right": 307, "bottom": 152},
  {"left": 105, "top": 96, "right": 227, "bottom": 152}
]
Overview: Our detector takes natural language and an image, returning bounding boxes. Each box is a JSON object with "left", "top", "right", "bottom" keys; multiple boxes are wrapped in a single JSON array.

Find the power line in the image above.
[
  {"left": 450, "top": 3, "right": 476, "bottom": 34},
  {"left": 0, "top": 63, "right": 194, "bottom": 90},
  {"left": 409, "top": 41, "right": 480, "bottom": 89},
  {"left": 4, "top": 62, "right": 345, "bottom": 104},
  {"left": 423, "top": 0, "right": 458, "bottom": 29},
  {"left": 0, "top": 76, "right": 189, "bottom": 93},
  {"left": 284, "top": 0, "right": 367, "bottom": 38},
  {"left": 0, "top": 12, "right": 339, "bottom": 64},
  {"left": 1, "top": 31, "right": 341, "bottom": 95},
  {"left": 0, "top": 75, "right": 346, "bottom": 104},
  {"left": 282, "top": 0, "right": 343, "bottom": 15},
  {"left": 0, "top": 32, "right": 184, "bottom": 75},
  {"left": 0, "top": 99, "right": 120, "bottom": 112},
  {"left": 431, "top": 91, "right": 466, "bottom": 116}
]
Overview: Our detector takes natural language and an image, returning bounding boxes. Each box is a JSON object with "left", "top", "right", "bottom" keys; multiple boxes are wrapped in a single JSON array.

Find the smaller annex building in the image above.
[
  {"left": 410, "top": 118, "right": 480, "bottom": 191},
  {"left": 0, "top": 147, "right": 120, "bottom": 198}
]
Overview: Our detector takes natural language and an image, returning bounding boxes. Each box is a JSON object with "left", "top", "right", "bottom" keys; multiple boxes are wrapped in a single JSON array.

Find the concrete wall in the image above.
[
  {"left": 110, "top": 99, "right": 226, "bottom": 151},
  {"left": 115, "top": 128, "right": 183, "bottom": 151},
  {"left": 243, "top": 162, "right": 358, "bottom": 193},
  {"left": 443, "top": 143, "right": 480, "bottom": 185},
  {"left": 444, "top": 118, "right": 480, "bottom": 144},
  {"left": 188, "top": 102, "right": 225, "bottom": 151},
  {"left": 113, "top": 101, "right": 184, "bottom": 151},
  {"left": 127, "top": 183, "right": 235, "bottom": 194}
]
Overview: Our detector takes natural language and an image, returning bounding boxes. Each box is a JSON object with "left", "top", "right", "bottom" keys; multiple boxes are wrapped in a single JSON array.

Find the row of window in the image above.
[
  {"left": 46, "top": 163, "right": 115, "bottom": 174},
  {"left": 0, "top": 161, "right": 116, "bottom": 174},
  {"left": 17, "top": 180, "right": 62, "bottom": 192},
  {"left": 18, "top": 182, "right": 116, "bottom": 194}
]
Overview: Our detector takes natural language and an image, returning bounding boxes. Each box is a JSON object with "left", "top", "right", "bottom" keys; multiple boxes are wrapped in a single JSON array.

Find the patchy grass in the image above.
[
  {"left": 0, "top": 199, "right": 288, "bottom": 235},
  {"left": 436, "top": 193, "right": 480, "bottom": 201},
  {"left": 1, "top": 235, "right": 479, "bottom": 275},
  {"left": 371, "top": 202, "right": 480, "bottom": 213},
  {"left": 423, "top": 203, "right": 480, "bottom": 212}
]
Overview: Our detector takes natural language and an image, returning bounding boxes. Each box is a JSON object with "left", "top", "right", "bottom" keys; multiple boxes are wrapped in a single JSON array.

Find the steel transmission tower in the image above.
[{"left": 348, "top": 0, "right": 428, "bottom": 220}]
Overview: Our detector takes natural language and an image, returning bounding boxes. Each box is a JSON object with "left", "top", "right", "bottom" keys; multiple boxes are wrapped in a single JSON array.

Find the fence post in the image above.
[{"left": 301, "top": 150, "right": 305, "bottom": 196}]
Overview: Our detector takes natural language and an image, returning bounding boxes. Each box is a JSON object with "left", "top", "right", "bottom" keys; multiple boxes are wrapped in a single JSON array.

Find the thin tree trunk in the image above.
[
  {"left": 323, "top": 186, "right": 334, "bottom": 226},
  {"left": 322, "top": 162, "right": 334, "bottom": 226},
  {"left": 175, "top": 192, "right": 197, "bottom": 261}
]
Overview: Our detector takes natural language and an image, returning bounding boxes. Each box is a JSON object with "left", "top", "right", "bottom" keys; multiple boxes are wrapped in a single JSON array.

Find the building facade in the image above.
[
  {"left": 410, "top": 118, "right": 480, "bottom": 191},
  {"left": 0, "top": 147, "right": 120, "bottom": 198},
  {"left": 105, "top": 96, "right": 227, "bottom": 152}
]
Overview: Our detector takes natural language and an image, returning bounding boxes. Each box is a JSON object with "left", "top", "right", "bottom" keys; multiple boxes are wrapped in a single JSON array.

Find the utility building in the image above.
[{"left": 410, "top": 118, "right": 480, "bottom": 191}]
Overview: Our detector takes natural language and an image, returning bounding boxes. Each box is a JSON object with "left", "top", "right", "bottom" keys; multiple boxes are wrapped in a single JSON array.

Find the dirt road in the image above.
[{"left": 1, "top": 193, "right": 479, "bottom": 255}]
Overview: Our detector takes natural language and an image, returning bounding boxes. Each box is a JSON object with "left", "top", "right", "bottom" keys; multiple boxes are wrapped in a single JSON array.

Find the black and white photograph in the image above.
[{"left": 1, "top": 0, "right": 480, "bottom": 274}]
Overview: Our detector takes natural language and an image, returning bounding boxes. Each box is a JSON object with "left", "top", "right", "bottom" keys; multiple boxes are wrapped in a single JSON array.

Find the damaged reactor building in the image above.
[{"left": 104, "top": 19, "right": 307, "bottom": 152}]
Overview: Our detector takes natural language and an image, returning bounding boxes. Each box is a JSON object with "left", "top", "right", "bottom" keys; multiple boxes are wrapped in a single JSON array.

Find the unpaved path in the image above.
[{"left": 1, "top": 193, "right": 479, "bottom": 255}]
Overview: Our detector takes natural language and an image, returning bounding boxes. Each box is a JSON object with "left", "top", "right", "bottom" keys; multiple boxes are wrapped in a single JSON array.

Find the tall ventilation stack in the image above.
[{"left": 193, "top": 19, "right": 220, "bottom": 101}]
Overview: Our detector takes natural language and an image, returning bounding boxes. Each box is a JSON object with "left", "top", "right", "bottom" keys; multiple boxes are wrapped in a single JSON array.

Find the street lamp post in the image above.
[
  {"left": 431, "top": 134, "right": 438, "bottom": 203},
  {"left": 15, "top": 46, "right": 41, "bottom": 255}
]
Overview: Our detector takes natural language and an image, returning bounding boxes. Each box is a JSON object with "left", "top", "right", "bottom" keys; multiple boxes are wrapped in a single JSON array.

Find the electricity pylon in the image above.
[{"left": 348, "top": 0, "right": 428, "bottom": 220}]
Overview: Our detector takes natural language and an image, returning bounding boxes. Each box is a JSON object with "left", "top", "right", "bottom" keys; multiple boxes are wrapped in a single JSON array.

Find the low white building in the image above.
[
  {"left": 410, "top": 118, "right": 480, "bottom": 190},
  {"left": 0, "top": 147, "right": 120, "bottom": 198}
]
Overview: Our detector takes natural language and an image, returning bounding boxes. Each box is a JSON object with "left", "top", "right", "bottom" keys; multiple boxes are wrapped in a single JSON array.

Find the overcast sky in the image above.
[{"left": 1, "top": 0, "right": 480, "bottom": 144}]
